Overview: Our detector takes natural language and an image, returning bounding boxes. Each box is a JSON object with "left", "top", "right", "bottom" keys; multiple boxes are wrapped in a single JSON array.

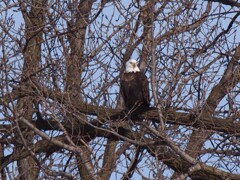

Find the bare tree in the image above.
[{"left": 1, "top": 0, "right": 240, "bottom": 179}]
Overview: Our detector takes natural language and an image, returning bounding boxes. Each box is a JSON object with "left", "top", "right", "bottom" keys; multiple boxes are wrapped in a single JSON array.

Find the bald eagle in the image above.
[{"left": 120, "top": 59, "right": 150, "bottom": 112}]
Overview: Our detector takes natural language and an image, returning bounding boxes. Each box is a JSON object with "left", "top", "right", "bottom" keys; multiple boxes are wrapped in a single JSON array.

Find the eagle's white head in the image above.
[{"left": 124, "top": 59, "right": 140, "bottom": 73}]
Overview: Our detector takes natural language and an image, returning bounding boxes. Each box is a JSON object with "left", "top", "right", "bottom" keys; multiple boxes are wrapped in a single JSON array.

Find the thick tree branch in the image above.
[
  {"left": 1, "top": 87, "right": 240, "bottom": 135},
  {"left": 206, "top": 0, "right": 240, "bottom": 7},
  {"left": 1, "top": 119, "right": 240, "bottom": 180}
]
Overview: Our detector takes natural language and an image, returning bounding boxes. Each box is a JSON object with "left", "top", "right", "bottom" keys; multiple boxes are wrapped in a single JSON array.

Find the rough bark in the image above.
[
  {"left": 1, "top": 1, "right": 240, "bottom": 179},
  {"left": 16, "top": 0, "right": 47, "bottom": 179}
]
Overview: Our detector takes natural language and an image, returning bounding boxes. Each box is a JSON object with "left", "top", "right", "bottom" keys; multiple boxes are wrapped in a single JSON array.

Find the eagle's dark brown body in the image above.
[{"left": 120, "top": 72, "right": 150, "bottom": 111}]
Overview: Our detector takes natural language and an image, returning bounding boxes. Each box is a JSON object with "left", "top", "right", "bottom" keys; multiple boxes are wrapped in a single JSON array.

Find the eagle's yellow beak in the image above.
[{"left": 130, "top": 62, "right": 136, "bottom": 68}]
